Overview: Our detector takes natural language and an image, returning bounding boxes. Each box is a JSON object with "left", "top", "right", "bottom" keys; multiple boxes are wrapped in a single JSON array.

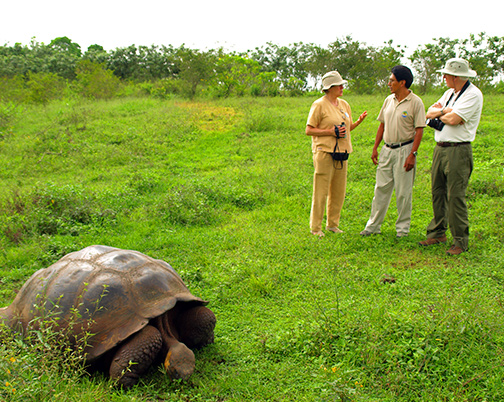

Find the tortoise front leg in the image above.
[
  {"left": 109, "top": 325, "right": 162, "bottom": 388},
  {"left": 175, "top": 306, "right": 216, "bottom": 349}
]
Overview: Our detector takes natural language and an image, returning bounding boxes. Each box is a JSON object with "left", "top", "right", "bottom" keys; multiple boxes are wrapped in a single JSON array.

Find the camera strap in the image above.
[
  {"left": 445, "top": 80, "right": 471, "bottom": 108},
  {"left": 332, "top": 135, "right": 348, "bottom": 169}
]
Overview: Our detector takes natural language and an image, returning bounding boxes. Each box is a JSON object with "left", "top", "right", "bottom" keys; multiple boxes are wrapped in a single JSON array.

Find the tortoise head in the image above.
[{"left": 163, "top": 342, "right": 195, "bottom": 380}]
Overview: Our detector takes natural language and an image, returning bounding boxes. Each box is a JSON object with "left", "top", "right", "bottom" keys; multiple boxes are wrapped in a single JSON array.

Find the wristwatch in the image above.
[{"left": 412, "top": 151, "right": 418, "bottom": 157}]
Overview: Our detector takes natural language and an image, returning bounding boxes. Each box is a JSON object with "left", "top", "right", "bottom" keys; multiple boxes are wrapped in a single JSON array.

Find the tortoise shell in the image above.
[{"left": 0, "top": 245, "right": 206, "bottom": 361}]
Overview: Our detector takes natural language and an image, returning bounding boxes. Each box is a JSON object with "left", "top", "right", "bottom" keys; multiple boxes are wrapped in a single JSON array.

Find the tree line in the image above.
[{"left": 1, "top": 33, "right": 504, "bottom": 102}]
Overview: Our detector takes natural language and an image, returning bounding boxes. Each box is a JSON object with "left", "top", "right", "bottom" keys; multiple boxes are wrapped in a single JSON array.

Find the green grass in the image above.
[{"left": 0, "top": 93, "right": 503, "bottom": 401}]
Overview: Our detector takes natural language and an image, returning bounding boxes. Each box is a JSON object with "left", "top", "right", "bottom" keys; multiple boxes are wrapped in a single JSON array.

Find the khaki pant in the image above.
[
  {"left": 426, "top": 143, "right": 473, "bottom": 250},
  {"left": 363, "top": 143, "right": 415, "bottom": 235},
  {"left": 310, "top": 151, "right": 347, "bottom": 232}
]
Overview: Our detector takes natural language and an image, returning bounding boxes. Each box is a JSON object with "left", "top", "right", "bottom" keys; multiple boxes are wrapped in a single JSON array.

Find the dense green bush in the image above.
[
  {"left": 0, "top": 72, "right": 67, "bottom": 104},
  {"left": 0, "top": 184, "right": 116, "bottom": 245},
  {"left": 75, "top": 60, "right": 121, "bottom": 99}
]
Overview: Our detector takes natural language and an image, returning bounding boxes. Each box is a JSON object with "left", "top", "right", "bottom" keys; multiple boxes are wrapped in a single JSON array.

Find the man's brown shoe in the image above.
[
  {"left": 418, "top": 235, "right": 447, "bottom": 246},
  {"left": 446, "top": 245, "right": 465, "bottom": 255}
]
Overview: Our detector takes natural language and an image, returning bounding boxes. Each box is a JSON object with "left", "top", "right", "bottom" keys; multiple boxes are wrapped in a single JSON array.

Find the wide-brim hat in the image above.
[
  {"left": 437, "top": 58, "right": 477, "bottom": 77},
  {"left": 321, "top": 71, "right": 348, "bottom": 91}
]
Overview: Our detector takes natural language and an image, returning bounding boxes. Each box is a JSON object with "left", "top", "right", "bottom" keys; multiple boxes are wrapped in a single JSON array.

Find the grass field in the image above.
[{"left": 0, "top": 92, "right": 503, "bottom": 401}]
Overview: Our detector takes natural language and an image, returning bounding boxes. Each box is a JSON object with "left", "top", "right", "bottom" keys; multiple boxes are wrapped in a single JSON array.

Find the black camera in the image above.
[
  {"left": 426, "top": 118, "right": 445, "bottom": 131},
  {"left": 334, "top": 122, "right": 345, "bottom": 138}
]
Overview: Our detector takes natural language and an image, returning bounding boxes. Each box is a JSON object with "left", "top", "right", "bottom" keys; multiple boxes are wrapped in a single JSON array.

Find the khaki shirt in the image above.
[
  {"left": 306, "top": 96, "right": 353, "bottom": 153},
  {"left": 378, "top": 91, "right": 426, "bottom": 144}
]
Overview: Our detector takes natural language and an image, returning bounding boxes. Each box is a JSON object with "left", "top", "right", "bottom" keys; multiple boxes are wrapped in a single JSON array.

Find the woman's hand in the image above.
[
  {"left": 358, "top": 111, "right": 368, "bottom": 122},
  {"left": 351, "top": 111, "right": 368, "bottom": 130},
  {"left": 336, "top": 124, "right": 346, "bottom": 138}
]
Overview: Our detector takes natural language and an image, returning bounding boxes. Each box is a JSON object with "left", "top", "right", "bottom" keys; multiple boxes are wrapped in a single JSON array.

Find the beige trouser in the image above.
[
  {"left": 310, "top": 151, "right": 348, "bottom": 232},
  {"left": 363, "top": 143, "right": 415, "bottom": 235}
]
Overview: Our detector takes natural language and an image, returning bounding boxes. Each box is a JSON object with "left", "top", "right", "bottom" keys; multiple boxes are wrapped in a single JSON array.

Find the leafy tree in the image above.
[
  {"left": 107, "top": 44, "right": 179, "bottom": 81},
  {"left": 250, "top": 71, "right": 279, "bottom": 97},
  {"left": 213, "top": 53, "right": 255, "bottom": 97},
  {"left": 409, "top": 34, "right": 504, "bottom": 92},
  {"left": 303, "top": 44, "right": 333, "bottom": 88},
  {"left": 324, "top": 36, "right": 377, "bottom": 94},
  {"left": 486, "top": 34, "right": 504, "bottom": 73},
  {"left": 409, "top": 37, "right": 458, "bottom": 93},
  {"left": 87, "top": 44, "right": 104, "bottom": 53},
  {"left": 212, "top": 53, "right": 278, "bottom": 97},
  {"left": 175, "top": 46, "right": 216, "bottom": 98},
  {"left": 135, "top": 45, "right": 179, "bottom": 81},
  {"left": 0, "top": 40, "right": 53, "bottom": 77},
  {"left": 304, "top": 37, "right": 403, "bottom": 94},
  {"left": 458, "top": 33, "right": 504, "bottom": 88},
  {"left": 107, "top": 45, "right": 141, "bottom": 80},
  {"left": 0, "top": 43, "right": 29, "bottom": 77},
  {"left": 0, "top": 38, "right": 79, "bottom": 80},
  {"left": 370, "top": 40, "right": 405, "bottom": 91},
  {"left": 83, "top": 44, "right": 110, "bottom": 66},
  {"left": 248, "top": 42, "right": 313, "bottom": 91},
  {"left": 49, "top": 36, "right": 82, "bottom": 57}
]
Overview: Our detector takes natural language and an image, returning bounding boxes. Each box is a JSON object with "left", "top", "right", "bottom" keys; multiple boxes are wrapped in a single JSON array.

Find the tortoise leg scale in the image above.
[{"left": 109, "top": 325, "right": 162, "bottom": 388}]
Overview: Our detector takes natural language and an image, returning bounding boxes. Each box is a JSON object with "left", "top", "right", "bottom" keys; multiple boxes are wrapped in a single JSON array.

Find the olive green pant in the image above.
[{"left": 426, "top": 143, "right": 473, "bottom": 250}]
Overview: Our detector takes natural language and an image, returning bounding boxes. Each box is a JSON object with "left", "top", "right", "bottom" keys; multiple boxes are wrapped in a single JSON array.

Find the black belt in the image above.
[
  {"left": 385, "top": 139, "right": 413, "bottom": 149},
  {"left": 437, "top": 142, "right": 470, "bottom": 147}
]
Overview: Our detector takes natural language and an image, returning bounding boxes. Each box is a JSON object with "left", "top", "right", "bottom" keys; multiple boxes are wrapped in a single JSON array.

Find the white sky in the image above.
[{"left": 1, "top": 0, "right": 502, "bottom": 56}]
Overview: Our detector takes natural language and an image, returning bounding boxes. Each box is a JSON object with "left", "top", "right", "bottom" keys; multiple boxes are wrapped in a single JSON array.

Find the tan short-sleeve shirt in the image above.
[
  {"left": 378, "top": 91, "right": 426, "bottom": 144},
  {"left": 306, "top": 96, "right": 353, "bottom": 153}
]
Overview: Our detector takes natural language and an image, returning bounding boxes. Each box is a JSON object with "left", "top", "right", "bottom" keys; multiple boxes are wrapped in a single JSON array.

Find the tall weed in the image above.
[
  {"left": 0, "top": 294, "right": 95, "bottom": 401},
  {"left": 0, "top": 102, "right": 22, "bottom": 137}
]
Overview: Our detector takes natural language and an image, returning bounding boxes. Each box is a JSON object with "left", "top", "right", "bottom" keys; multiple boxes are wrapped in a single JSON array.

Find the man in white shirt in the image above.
[{"left": 419, "top": 58, "right": 483, "bottom": 255}]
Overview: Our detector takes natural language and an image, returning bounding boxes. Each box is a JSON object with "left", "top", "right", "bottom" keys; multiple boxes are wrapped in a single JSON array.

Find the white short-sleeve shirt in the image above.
[{"left": 434, "top": 83, "right": 483, "bottom": 143}]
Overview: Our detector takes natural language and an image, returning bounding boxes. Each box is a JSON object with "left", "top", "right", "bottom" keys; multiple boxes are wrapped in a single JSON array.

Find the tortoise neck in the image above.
[{"left": 155, "top": 310, "right": 179, "bottom": 348}]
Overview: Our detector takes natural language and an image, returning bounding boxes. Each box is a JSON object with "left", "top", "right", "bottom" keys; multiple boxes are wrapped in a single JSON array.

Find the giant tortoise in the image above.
[{"left": 0, "top": 245, "right": 216, "bottom": 387}]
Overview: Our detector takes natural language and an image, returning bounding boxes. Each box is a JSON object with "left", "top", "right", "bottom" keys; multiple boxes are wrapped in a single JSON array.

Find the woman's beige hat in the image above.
[
  {"left": 437, "top": 58, "right": 477, "bottom": 77},
  {"left": 321, "top": 71, "right": 348, "bottom": 91}
]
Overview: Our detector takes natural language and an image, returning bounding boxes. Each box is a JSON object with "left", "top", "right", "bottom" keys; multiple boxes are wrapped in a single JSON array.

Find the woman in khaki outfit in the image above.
[{"left": 306, "top": 71, "right": 367, "bottom": 237}]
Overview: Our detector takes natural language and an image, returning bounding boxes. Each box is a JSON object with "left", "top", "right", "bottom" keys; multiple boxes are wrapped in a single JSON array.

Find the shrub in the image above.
[
  {"left": 26, "top": 71, "right": 67, "bottom": 104},
  {"left": 75, "top": 60, "right": 121, "bottom": 99},
  {"left": 0, "top": 184, "right": 116, "bottom": 244},
  {"left": 0, "top": 76, "right": 27, "bottom": 103},
  {"left": 159, "top": 185, "right": 219, "bottom": 226},
  {"left": 0, "top": 101, "right": 22, "bottom": 138},
  {"left": 140, "top": 78, "right": 182, "bottom": 99}
]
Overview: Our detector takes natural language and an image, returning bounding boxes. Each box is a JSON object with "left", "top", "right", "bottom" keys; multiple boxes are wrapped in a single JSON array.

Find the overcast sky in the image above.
[{"left": 1, "top": 0, "right": 502, "bottom": 56}]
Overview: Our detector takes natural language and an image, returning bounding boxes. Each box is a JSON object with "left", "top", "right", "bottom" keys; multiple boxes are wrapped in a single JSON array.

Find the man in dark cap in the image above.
[{"left": 360, "top": 65, "right": 426, "bottom": 238}]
